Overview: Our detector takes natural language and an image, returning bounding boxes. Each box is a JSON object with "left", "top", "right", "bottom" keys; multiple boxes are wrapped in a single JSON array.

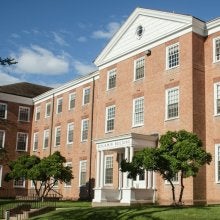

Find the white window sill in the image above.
[
  {"left": 166, "top": 65, "right": 180, "bottom": 71},
  {"left": 213, "top": 59, "right": 220, "bottom": 64},
  {"left": 214, "top": 114, "right": 220, "bottom": 117},
  {"left": 64, "top": 185, "right": 72, "bottom": 188},
  {"left": 133, "top": 77, "right": 144, "bottom": 83},
  {"left": 16, "top": 150, "right": 27, "bottom": 152},
  {"left": 13, "top": 186, "right": 25, "bottom": 188},
  {"left": 165, "top": 181, "right": 179, "bottom": 185},
  {"left": 165, "top": 116, "right": 179, "bottom": 122},
  {"left": 132, "top": 124, "right": 144, "bottom": 128},
  {"left": 81, "top": 140, "right": 88, "bottom": 143}
]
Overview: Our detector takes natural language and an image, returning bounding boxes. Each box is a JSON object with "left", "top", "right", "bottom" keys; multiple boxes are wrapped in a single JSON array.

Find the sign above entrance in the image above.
[{"left": 97, "top": 138, "right": 132, "bottom": 150}]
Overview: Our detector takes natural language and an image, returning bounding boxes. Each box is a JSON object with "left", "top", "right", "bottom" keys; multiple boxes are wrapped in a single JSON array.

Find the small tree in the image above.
[
  {"left": 121, "top": 130, "right": 212, "bottom": 205},
  {"left": 6, "top": 151, "right": 73, "bottom": 200}
]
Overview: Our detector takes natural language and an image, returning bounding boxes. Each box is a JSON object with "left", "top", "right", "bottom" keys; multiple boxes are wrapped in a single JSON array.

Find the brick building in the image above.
[
  {"left": 0, "top": 82, "right": 51, "bottom": 197},
  {"left": 4, "top": 7, "right": 220, "bottom": 205}
]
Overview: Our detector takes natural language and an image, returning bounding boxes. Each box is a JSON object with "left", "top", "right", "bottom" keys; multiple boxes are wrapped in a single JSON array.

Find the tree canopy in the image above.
[
  {"left": 5, "top": 151, "right": 73, "bottom": 199},
  {"left": 121, "top": 130, "right": 212, "bottom": 205}
]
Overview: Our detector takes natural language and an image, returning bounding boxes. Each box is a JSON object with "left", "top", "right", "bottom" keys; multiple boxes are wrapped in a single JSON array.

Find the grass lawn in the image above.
[{"left": 30, "top": 204, "right": 220, "bottom": 220}]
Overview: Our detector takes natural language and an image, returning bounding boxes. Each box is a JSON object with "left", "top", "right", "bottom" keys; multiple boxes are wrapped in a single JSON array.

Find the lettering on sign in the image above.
[{"left": 97, "top": 138, "right": 131, "bottom": 150}]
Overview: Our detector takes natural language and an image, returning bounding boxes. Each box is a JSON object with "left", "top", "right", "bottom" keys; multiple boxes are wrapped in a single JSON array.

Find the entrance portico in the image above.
[{"left": 92, "top": 133, "right": 158, "bottom": 206}]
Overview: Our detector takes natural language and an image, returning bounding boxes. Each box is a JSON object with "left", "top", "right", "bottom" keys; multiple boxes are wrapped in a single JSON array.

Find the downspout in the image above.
[
  {"left": 49, "top": 93, "right": 55, "bottom": 155},
  {"left": 88, "top": 76, "right": 95, "bottom": 200}
]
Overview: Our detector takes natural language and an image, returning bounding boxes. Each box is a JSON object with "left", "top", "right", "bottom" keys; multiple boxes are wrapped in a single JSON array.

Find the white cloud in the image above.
[
  {"left": 11, "top": 33, "right": 20, "bottom": 39},
  {"left": 77, "top": 36, "right": 87, "bottom": 42},
  {"left": 52, "top": 32, "right": 69, "bottom": 47},
  {"left": 73, "top": 60, "right": 97, "bottom": 75},
  {"left": 0, "top": 71, "right": 20, "bottom": 85},
  {"left": 92, "top": 22, "right": 121, "bottom": 39},
  {"left": 13, "top": 45, "right": 69, "bottom": 75}
]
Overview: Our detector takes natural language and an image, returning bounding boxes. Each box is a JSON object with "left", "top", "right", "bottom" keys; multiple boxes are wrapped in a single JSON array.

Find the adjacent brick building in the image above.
[
  {"left": 0, "top": 82, "right": 51, "bottom": 197},
  {"left": 2, "top": 8, "right": 220, "bottom": 205}
]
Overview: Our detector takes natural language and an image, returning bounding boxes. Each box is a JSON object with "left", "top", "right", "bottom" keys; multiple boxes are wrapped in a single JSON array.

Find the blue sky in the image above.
[{"left": 1, "top": 0, "right": 220, "bottom": 87}]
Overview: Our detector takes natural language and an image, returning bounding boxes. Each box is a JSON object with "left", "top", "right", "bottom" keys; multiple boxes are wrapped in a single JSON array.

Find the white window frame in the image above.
[
  {"left": 33, "top": 132, "right": 38, "bottom": 151},
  {"left": 134, "top": 56, "right": 145, "bottom": 81},
  {"left": 107, "top": 69, "right": 116, "bottom": 90},
  {"left": 165, "top": 87, "right": 179, "bottom": 120},
  {"left": 214, "top": 82, "right": 220, "bottom": 116},
  {"left": 0, "top": 165, "right": 2, "bottom": 187},
  {"left": 0, "top": 103, "right": 7, "bottom": 119},
  {"left": 165, "top": 173, "right": 179, "bottom": 185},
  {"left": 81, "top": 119, "right": 89, "bottom": 142},
  {"left": 54, "top": 126, "right": 61, "bottom": 147},
  {"left": 79, "top": 160, "right": 87, "bottom": 187},
  {"left": 45, "top": 102, "right": 51, "bottom": 118},
  {"left": 13, "top": 177, "right": 25, "bottom": 188},
  {"left": 105, "top": 105, "right": 115, "bottom": 133},
  {"left": 64, "top": 162, "right": 72, "bottom": 187},
  {"left": 215, "top": 144, "right": 220, "bottom": 183},
  {"left": 56, "top": 97, "right": 63, "bottom": 114},
  {"left": 132, "top": 97, "right": 144, "bottom": 127},
  {"left": 43, "top": 129, "right": 49, "bottom": 149},
  {"left": 69, "top": 93, "right": 76, "bottom": 110},
  {"left": 0, "top": 130, "right": 5, "bottom": 149},
  {"left": 82, "top": 87, "right": 90, "bottom": 105},
  {"left": 166, "top": 43, "right": 180, "bottom": 70},
  {"left": 18, "top": 106, "right": 30, "bottom": 122},
  {"left": 16, "top": 132, "right": 28, "bottom": 152},
  {"left": 213, "top": 37, "right": 220, "bottom": 63},
  {"left": 35, "top": 106, "right": 40, "bottom": 121},
  {"left": 67, "top": 123, "right": 74, "bottom": 144},
  {"left": 30, "top": 180, "right": 35, "bottom": 188},
  {"left": 104, "top": 155, "right": 113, "bottom": 186}
]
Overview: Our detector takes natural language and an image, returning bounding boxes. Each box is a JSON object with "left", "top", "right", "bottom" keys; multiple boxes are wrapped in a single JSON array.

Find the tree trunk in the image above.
[
  {"left": 178, "top": 171, "right": 184, "bottom": 204},
  {"left": 168, "top": 179, "right": 176, "bottom": 204}
]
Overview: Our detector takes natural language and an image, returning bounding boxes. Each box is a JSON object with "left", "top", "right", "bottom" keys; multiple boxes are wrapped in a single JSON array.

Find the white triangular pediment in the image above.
[{"left": 95, "top": 8, "right": 205, "bottom": 68}]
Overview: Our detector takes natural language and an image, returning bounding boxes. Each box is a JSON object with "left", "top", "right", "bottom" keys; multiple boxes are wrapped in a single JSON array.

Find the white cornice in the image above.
[
  {"left": 33, "top": 71, "right": 99, "bottom": 104},
  {"left": 206, "top": 18, "right": 220, "bottom": 35}
]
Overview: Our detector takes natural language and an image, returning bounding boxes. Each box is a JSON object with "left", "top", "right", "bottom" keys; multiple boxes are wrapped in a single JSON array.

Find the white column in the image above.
[
  {"left": 118, "top": 153, "right": 122, "bottom": 189},
  {"left": 96, "top": 151, "right": 100, "bottom": 188},
  {"left": 100, "top": 150, "right": 104, "bottom": 188},
  {"left": 147, "top": 171, "right": 152, "bottom": 189},
  {"left": 129, "top": 146, "right": 134, "bottom": 188},
  {"left": 152, "top": 171, "right": 156, "bottom": 189},
  {"left": 123, "top": 147, "right": 129, "bottom": 188}
]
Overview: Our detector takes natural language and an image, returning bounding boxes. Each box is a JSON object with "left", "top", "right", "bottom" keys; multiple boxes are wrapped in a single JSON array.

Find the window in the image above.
[
  {"left": 16, "top": 132, "right": 28, "bottom": 151},
  {"left": 166, "top": 43, "right": 179, "bottom": 69},
  {"left": 43, "top": 129, "right": 49, "bottom": 149},
  {"left": 55, "top": 126, "right": 61, "bottom": 147},
  {"left": 0, "top": 130, "right": 5, "bottom": 149},
  {"left": 45, "top": 102, "right": 51, "bottom": 118},
  {"left": 18, "top": 106, "right": 30, "bottom": 122},
  {"left": 57, "top": 98, "right": 63, "bottom": 114},
  {"left": 67, "top": 123, "right": 74, "bottom": 144},
  {"left": 215, "top": 144, "right": 220, "bottom": 183},
  {"left": 165, "top": 173, "right": 179, "bottom": 184},
  {"left": 69, "top": 93, "right": 76, "bottom": 110},
  {"left": 214, "top": 37, "right": 220, "bottom": 62},
  {"left": 33, "top": 132, "right": 38, "bottom": 151},
  {"left": 0, "top": 103, "right": 7, "bottom": 119},
  {"left": 79, "top": 160, "right": 87, "bottom": 186},
  {"left": 81, "top": 119, "right": 89, "bottom": 141},
  {"left": 14, "top": 177, "right": 25, "bottom": 188},
  {"left": 0, "top": 166, "right": 2, "bottom": 187},
  {"left": 105, "top": 156, "right": 113, "bottom": 185},
  {"left": 166, "top": 87, "right": 179, "bottom": 120},
  {"left": 214, "top": 83, "right": 220, "bottom": 116},
  {"left": 83, "top": 87, "right": 90, "bottom": 105},
  {"left": 134, "top": 57, "right": 145, "bottom": 80},
  {"left": 65, "top": 162, "right": 72, "bottom": 187},
  {"left": 105, "top": 105, "right": 115, "bottom": 132},
  {"left": 133, "top": 97, "right": 144, "bottom": 127},
  {"left": 107, "top": 69, "right": 116, "bottom": 90},
  {"left": 35, "top": 106, "right": 40, "bottom": 121}
]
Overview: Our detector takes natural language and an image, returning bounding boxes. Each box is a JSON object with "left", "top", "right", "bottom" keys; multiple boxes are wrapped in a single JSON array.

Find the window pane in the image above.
[
  {"left": 33, "top": 133, "right": 38, "bottom": 151},
  {"left": 82, "top": 120, "right": 89, "bottom": 141},
  {"left": 14, "top": 177, "right": 25, "bottom": 187},
  {"left": 168, "top": 44, "right": 179, "bottom": 69},
  {"left": 217, "top": 85, "right": 220, "bottom": 114},
  {"left": 80, "top": 161, "right": 87, "bottom": 186},
  {"left": 57, "top": 99, "right": 63, "bottom": 113},
  {"left": 44, "top": 130, "right": 49, "bottom": 149},
  {"left": 106, "top": 106, "right": 115, "bottom": 132},
  {"left": 35, "top": 107, "right": 40, "bottom": 121},
  {"left": 46, "top": 103, "right": 51, "bottom": 117},
  {"left": 167, "top": 88, "right": 179, "bottom": 119},
  {"left": 134, "top": 98, "right": 144, "bottom": 126},
  {"left": 55, "top": 127, "right": 61, "bottom": 146},
  {"left": 83, "top": 88, "right": 90, "bottom": 105},
  {"left": 216, "top": 39, "right": 220, "bottom": 61},
  {"left": 69, "top": 93, "right": 76, "bottom": 110},
  {"left": 17, "top": 133, "right": 28, "bottom": 151},
  {"left": 135, "top": 57, "right": 145, "bottom": 80},
  {"left": 0, "top": 104, "right": 7, "bottom": 119},
  {"left": 0, "top": 131, "right": 5, "bottom": 149},
  {"left": 67, "top": 123, "right": 74, "bottom": 143},
  {"left": 105, "top": 156, "right": 113, "bottom": 184},
  {"left": 19, "top": 107, "right": 30, "bottom": 121},
  {"left": 108, "top": 70, "right": 116, "bottom": 89}
]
